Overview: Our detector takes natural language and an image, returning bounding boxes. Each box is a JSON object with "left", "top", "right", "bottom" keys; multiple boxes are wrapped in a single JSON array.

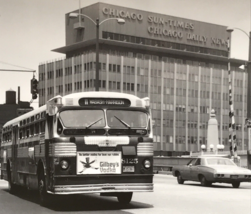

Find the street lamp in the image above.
[
  {"left": 217, "top": 144, "right": 224, "bottom": 153},
  {"left": 226, "top": 27, "right": 237, "bottom": 158},
  {"left": 69, "top": 13, "right": 125, "bottom": 91},
  {"left": 226, "top": 28, "right": 251, "bottom": 118},
  {"left": 201, "top": 144, "right": 206, "bottom": 155},
  {"left": 227, "top": 27, "right": 251, "bottom": 168},
  {"left": 210, "top": 144, "right": 214, "bottom": 152}
]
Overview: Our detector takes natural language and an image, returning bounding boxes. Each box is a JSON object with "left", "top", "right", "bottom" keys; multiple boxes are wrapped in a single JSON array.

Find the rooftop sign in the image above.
[{"left": 101, "top": 4, "right": 229, "bottom": 50}]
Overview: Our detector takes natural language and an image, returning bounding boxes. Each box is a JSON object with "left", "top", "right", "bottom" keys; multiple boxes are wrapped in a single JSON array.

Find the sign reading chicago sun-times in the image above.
[
  {"left": 77, "top": 152, "right": 121, "bottom": 174},
  {"left": 101, "top": 4, "right": 228, "bottom": 50}
]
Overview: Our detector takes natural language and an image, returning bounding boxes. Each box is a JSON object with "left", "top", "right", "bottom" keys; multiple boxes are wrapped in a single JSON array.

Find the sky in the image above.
[{"left": 0, "top": 0, "right": 250, "bottom": 109}]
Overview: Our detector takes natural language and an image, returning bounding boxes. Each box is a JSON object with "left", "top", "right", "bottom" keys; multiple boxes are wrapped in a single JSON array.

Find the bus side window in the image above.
[
  {"left": 35, "top": 122, "right": 39, "bottom": 135},
  {"left": 26, "top": 126, "right": 30, "bottom": 138},
  {"left": 30, "top": 124, "right": 34, "bottom": 136},
  {"left": 40, "top": 120, "right": 45, "bottom": 133},
  {"left": 19, "top": 129, "right": 23, "bottom": 139}
]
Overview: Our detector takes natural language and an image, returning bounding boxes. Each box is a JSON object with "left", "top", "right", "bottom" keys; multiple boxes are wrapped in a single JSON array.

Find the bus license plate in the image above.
[
  {"left": 123, "top": 166, "right": 134, "bottom": 172},
  {"left": 231, "top": 175, "right": 238, "bottom": 179}
]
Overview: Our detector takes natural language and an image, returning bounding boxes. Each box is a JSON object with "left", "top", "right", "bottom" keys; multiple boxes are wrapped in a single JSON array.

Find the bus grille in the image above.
[
  {"left": 84, "top": 136, "right": 129, "bottom": 147},
  {"left": 49, "top": 143, "right": 77, "bottom": 157},
  {"left": 137, "top": 143, "right": 153, "bottom": 156}
]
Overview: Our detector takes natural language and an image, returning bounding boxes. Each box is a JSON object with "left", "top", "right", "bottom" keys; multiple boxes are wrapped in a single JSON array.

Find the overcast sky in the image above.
[{"left": 0, "top": 0, "right": 250, "bottom": 108}]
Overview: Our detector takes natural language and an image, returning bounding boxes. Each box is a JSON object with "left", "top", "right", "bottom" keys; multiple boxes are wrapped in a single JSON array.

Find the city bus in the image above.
[{"left": 0, "top": 91, "right": 153, "bottom": 205}]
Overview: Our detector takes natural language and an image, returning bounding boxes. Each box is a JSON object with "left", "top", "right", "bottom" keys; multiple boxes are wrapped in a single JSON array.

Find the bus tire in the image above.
[
  {"left": 7, "top": 164, "right": 17, "bottom": 194},
  {"left": 38, "top": 169, "right": 50, "bottom": 206},
  {"left": 117, "top": 192, "right": 133, "bottom": 204}
]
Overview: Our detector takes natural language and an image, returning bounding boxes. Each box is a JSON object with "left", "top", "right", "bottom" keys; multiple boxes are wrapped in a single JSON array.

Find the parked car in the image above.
[{"left": 172, "top": 156, "right": 251, "bottom": 188}]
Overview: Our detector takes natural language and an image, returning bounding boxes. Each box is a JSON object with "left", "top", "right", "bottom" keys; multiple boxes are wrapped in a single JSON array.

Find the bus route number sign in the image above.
[{"left": 79, "top": 98, "right": 131, "bottom": 107}]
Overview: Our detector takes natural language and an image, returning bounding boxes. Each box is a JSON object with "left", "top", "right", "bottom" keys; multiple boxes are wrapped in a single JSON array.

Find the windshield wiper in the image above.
[
  {"left": 114, "top": 116, "right": 131, "bottom": 128},
  {"left": 86, "top": 118, "right": 103, "bottom": 129}
]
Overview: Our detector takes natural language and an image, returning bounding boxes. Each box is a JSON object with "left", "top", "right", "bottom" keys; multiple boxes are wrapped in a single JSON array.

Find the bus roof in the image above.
[
  {"left": 3, "top": 92, "right": 149, "bottom": 128},
  {"left": 63, "top": 91, "right": 143, "bottom": 100},
  {"left": 3, "top": 105, "right": 46, "bottom": 128}
]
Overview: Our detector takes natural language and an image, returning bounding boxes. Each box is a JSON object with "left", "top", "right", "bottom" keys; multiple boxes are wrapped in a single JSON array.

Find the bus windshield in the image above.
[
  {"left": 59, "top": 110, "right": 105, "bottom": 128},
  {"left": 107, "top": 110, "right": 148, "bottom": 128}
]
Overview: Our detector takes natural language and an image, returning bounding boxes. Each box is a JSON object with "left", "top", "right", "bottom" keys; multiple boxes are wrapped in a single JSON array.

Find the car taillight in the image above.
[{"left": 216, "top": 174, "right": 224, "bottom": 177}]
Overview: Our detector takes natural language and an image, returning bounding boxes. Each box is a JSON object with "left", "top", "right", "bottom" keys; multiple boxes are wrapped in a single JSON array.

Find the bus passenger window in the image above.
[
  {"left": 35, "top": 123, "right": 39, "bottom": 135},
  {"left": 40, "top": 120, "right": 45, "bottom": 133},
  {"left": 26, "top": 127, "right": 30, "bottom": 138},
  {"left": 19, "top": 129, "right": 23, "bottom": 139},
  {"left": 30, "top": 124, "right": 34, "bottom": 136}
]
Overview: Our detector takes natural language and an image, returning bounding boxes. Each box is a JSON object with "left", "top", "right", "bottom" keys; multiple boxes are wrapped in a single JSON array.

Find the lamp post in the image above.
[
  {"left": 201, "top": 144, "right": 206, "bottom": 155},
  {"left": 216, "top": 144, "right": 224, "bottom": 153},
  {"left": 227, "top": 27, "right": 251, "bottom": 168},
  {"left": 226, "top": 27, "right": 237, "bottom": 158},
  {"left": 210, "top": 144, "right": 214, "bottom": 152},
  {"left": 69, "top": 13, "right": 125, "bottom": 91}
]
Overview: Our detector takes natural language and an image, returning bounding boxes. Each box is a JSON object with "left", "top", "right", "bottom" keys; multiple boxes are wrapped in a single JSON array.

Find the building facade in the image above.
[
  {"left": 0, "top": 89, "right": 33, "bottom": 142},
  {"left": 38, "top": 2, "right": 248, "bottom": 153}
]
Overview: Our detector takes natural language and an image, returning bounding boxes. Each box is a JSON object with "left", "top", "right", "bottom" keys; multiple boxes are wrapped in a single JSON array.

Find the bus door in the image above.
[{"left": 12, "top": 125, "right": 18, "bottom": 183}]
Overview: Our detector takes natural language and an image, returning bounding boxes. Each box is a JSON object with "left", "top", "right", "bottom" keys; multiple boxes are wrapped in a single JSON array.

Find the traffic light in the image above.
[
  {"left": 30, "top": 78, "right": 38, "bottom": 99},
  {"left": 234, "top": 145, "right": 237, "bottom": 152}
]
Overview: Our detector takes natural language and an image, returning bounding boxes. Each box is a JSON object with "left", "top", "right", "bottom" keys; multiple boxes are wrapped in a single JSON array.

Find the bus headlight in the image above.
[
  {"left": 143, "top": 159, "right": 151, "bottom": 169},
  {"left": 60, "top": 159, "right": 69, "bottom": 170}
]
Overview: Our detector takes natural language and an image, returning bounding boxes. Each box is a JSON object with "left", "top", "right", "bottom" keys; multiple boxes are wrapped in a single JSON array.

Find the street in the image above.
[{"left": 0, "top": 174, "right": 250, "bottom": 214}]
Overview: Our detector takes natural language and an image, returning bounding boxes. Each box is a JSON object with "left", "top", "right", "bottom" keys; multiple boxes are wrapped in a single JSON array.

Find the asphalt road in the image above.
[{"left": 0, "top": 175, "right": 250, "bottom": 214}]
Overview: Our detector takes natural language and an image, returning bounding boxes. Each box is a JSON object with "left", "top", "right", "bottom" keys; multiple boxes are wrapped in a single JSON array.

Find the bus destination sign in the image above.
[{"left": 79, "top": 98, "right": 131, "bottom": 107}]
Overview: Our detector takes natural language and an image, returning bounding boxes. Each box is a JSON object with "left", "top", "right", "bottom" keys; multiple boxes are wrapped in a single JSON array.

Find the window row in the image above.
[
  {"left": 19, "top": 120, "right": 45, "bottom": 139},
  {"left": 102, "top": 31, "right": 228, "bottom": 57}
]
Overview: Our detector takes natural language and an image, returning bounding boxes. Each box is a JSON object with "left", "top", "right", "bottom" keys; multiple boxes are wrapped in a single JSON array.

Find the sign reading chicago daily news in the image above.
[{"left": 77, "top": 152, "right": 121, "bottom": 174}]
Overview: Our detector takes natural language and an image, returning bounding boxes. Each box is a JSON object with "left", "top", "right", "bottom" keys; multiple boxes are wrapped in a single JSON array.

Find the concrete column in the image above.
[
  {"left": 160, "top": 61, "right": 164, "bottom": 151},
  {"left": 81, "top": 54, "right": 85, "bottom": 92},
  {"left": 197, "top": 66, "right": 201, "bottom": 151},
  {"left": 106, "top": 54, "right": 109, "bottom": 91},
  {"left": 185, "top": 65, "right": 189, "bottom": 151},
  {"left": 173, "top": 63, "right": 177, "bottom": 151},
  {"left": 148, "top": 59, "right": 151, "bottom": 98},
  {"left": 120, "top": 56, "right": 123, "bottom": 93},
  {"left": 62, "top": 59, "right": 65, "bottom": 96},
  {"left": 135, "top": 58, "right": 138, "bottom": 96}
]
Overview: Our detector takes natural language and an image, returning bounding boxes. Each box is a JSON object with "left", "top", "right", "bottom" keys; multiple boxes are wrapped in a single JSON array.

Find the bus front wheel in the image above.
[
  {"left": 38, "top": 170, "right": 50, "bottom": 206},
  {"left": 117, "top": 192, "right": 133, "bottom": 204}
]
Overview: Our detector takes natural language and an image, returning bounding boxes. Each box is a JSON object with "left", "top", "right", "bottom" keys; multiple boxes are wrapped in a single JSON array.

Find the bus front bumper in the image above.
[{"left": 48, "top": 183, "right": 153, "bottom": 195}]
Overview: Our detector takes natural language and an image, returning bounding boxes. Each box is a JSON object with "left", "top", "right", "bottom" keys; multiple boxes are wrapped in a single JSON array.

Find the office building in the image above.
[{"left": 38, "top": 2, "right": 248, "bottom": 153}]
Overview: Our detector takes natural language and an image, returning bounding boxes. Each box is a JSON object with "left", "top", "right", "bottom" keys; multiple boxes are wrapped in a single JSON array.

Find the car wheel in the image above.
[
  {"left": 232, "top": 181, "right": 240, "bottom": 188},
  {"left": 177, "top": 172, "right": 184, "bottom": 184},
  {"left": 200, "top": 175, "right": 210, "bottom": 187},
  {"left": 117, "top": 192, "right": 133, "bottom": 204}
]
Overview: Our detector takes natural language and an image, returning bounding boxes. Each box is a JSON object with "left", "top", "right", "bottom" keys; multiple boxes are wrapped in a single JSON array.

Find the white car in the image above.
[{"left": 172, "top": 156, "right": 251, "bottom": 188}]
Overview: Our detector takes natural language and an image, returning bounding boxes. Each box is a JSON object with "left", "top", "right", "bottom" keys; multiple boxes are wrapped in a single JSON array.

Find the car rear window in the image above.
[{"left": 206, "top": 158, "right": 235, "bottom": 166}]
